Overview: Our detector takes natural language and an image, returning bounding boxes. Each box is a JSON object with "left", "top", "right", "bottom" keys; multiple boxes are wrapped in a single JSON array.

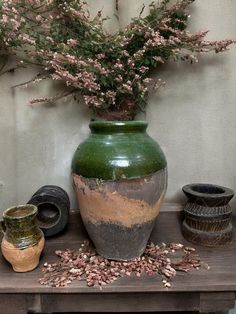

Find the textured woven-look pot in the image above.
[
  {"left": 182, "top": 183, "right": 234, "bottom": 246},
  {"left": 72, "top": 121, "right": 167, "bottom": 260}
]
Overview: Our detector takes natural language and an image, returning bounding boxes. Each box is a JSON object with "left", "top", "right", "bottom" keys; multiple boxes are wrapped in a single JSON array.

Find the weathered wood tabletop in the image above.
[{"left": 0, "top": 206, "right": 236, "bottom": 314}]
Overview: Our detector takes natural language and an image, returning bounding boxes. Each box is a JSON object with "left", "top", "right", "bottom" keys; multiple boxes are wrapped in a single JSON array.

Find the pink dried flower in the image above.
[
  {"left": 67, "top": 38, "right": 77, "bottom": 46},
  {"left": 39, "top": 240, "right": 206, "bottom": 288}
]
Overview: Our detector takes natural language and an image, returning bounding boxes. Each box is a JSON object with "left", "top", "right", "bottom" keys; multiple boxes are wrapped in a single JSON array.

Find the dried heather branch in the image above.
[{"left": 0, "top": 0, "right": 235, "bottom": 119}]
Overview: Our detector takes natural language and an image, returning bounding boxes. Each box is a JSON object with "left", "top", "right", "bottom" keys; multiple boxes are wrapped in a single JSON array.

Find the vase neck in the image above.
[{"left": 89, "top": 121, "right": 148, "bottom": 134}]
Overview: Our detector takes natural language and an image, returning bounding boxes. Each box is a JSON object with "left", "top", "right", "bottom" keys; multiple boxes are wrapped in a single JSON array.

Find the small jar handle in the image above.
[{"left": 0, "top": 220, "right": 6, "bottom": 234}]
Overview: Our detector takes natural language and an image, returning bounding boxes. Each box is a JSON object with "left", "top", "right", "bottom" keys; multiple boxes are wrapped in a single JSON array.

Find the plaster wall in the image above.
[{"left": 0, "top": 0, "right": 236, "bottom": 213}]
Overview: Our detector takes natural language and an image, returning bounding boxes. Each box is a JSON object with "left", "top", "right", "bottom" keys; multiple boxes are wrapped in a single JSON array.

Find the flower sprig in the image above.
[{"left": 0, "top": 0, "right": 235, "bottom": 120}]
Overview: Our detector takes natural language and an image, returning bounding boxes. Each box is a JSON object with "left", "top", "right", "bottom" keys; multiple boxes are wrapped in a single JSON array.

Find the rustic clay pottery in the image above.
[
  {"left": 182, "top": 183, "right": 234, "bottom": 247},
  {"left": 28, "top": 185, "right": 70, "bottom": 237},
  {"left": 0, "top": 204, "right": 45, "bottom": 272},
  {"left": 72, "top": 121, "right": 167, "bottom": 260}
]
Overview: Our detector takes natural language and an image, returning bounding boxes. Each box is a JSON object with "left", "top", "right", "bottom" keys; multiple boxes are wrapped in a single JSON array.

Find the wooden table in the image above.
[{"left": 1, "top": 206, "right": 236, "bottom": 314}]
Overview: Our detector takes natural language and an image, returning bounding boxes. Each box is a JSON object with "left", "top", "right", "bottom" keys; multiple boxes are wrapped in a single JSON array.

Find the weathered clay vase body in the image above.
[
  {"left": 72, "top": 121, "right": 167, "bottom": 260},
  {"left": 0, "top": 205, "right": 45, "bottom": 272}
]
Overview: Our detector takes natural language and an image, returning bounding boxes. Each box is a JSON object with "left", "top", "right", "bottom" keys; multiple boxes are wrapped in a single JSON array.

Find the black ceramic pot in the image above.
[
  {"left": 182, "top": 183, "right": 234, "bottom": 246},
  {"left": 28, "top": 185, "right": 70, "bottom": 237}
]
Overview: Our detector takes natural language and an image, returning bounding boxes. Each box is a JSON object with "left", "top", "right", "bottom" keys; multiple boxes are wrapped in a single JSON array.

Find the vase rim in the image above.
[
  {"left": 89, "top": 120, "right": 148, "bottom": 133},
  {"left": 90, "top": 120, "right": 147, "bottom": 126},
  {"left": 3, "top": 204, "right": 38, "bottom": 220}
]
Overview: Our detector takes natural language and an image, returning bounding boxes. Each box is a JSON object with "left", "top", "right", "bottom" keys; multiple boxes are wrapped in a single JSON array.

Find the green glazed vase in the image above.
[{"left": 72, "top": 121, "right": 167, "bottom": 260}]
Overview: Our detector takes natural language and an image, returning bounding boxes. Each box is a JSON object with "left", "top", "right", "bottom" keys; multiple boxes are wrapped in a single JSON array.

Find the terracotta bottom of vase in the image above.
[
  {"left": 1, "top": 237, "right": 45, "bottom": 272},
  {"left": 73, "top": 169, "right": 167, "bottom": 260}
]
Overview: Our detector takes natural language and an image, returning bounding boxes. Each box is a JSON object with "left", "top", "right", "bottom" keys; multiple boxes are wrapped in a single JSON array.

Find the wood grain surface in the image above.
[{"left": 0, "top": 206, "right": 235, "bottom": 313}]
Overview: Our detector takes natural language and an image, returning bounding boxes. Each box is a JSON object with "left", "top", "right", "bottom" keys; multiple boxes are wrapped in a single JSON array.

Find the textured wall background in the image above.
[{"left": 0, "top": 0, "right": 236, "bottom": 211}]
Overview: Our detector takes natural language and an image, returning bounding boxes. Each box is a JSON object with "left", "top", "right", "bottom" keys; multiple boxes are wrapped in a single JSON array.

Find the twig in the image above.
[
  {"left": 11, "top": 73, "right": 46, "bottom": 89},
  {"left": 139, "top": 5, "right": 145, "bottom": 17},
  {"left": 0, "top": 64, "right": 25, "bottom": 77},
  {"left": 30, "top": 89, "right": 77, "bottom": 105}
]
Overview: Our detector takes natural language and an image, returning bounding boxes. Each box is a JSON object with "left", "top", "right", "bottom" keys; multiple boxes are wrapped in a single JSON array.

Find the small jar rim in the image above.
[{"left": 3, "top": 204, "right": 38, "bottom": 220}]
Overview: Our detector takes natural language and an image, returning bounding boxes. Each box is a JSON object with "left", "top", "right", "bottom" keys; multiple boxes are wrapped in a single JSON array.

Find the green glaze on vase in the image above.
[
  {"left": 72, "top": 121, "right": 167, "bottom": 261},
  {"left": 0, "top": 205, "right": 45, "bottom": 272},
  {"left": 72, "top": 121, "right": 166, "bottom": 180}
]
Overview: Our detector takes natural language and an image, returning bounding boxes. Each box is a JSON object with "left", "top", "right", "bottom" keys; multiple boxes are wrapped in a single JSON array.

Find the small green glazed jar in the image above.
[
  {"left": 0, "top": 205, "right": 45, "bottom": 272},
  {"left": 72, "top": 121, "right": 167, "bottom": 260}
]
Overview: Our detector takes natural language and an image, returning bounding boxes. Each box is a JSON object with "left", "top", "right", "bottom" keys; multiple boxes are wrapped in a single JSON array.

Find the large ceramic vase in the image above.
[{"left": 72, "top": 121, "right": 167, "bottom": 260}]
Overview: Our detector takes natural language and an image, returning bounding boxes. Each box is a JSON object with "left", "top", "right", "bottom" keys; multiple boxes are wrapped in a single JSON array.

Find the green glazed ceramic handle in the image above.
[{"left": 0, "top": 220, "right": 6, "bottom": 234}]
